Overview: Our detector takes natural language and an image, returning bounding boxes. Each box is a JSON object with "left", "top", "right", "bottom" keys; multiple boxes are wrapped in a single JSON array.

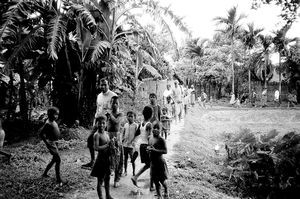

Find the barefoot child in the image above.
[
  {"left": 106, "top": 96, "right": 123, "bottom": 188},
  {"left": 161, "top": 107, "right": 171, "bottom": 140},
  {"left": 131, "top": 106, "right": 153, "bottom": 187},
  {"left": 148, "top": 121, "right": 169, "bottom": 198},
  {"left": 122, "top": 111, "right": 138, "bottom": 176},
  {"left": 40, "top": 107, "right": 62, "bottom": 185},
  {"left": 90, "top": 115, "right": 114, "bottom": 199}
]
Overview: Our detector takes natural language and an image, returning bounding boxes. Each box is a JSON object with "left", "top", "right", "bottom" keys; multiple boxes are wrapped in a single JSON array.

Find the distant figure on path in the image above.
[
  {"left": 198, "top": 91, "right": 207, "bottom": 109},
  {"left": 287, "top": 90, "right": 297, "bottom": 108},
  {"left": 173, "top": 80, "right": 183, "bottom": 121},
  {"left": 190, "top": 85, "right": 196, "bottom": 107},
  {"left": 251, "top": 89, "right": 257, "bottom": 107},
  {"left": 274, "top": 89, "right": 280, "bottom": 107},
  {"left": 261, "top": 88, "right": 268, "bottom": 108},
  {"left": 229, "top": 92, "right": 241, "bottom": 108}
]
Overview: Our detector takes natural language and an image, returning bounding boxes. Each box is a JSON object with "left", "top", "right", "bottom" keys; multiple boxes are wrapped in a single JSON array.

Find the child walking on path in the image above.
[
  {"left": 148, "top": 121, "right": 169, "bottom": 199},
  {"left": 40, "top": 107, "right": 63, "bottom": 185},
  {"left": 106, "top": 96, "right": 123, "bottom": 188},
  {"left": 90, "top": 115, "right": 114, "bottom": 199},
  {"left": 131, "top": 106, "right": 153, "bottom": 187},
  {"left": 161, "top": 107, "right": 171, "bottom": 140},
  {"left": 122, "top": 111, "right": 138, "bottom": 176}
]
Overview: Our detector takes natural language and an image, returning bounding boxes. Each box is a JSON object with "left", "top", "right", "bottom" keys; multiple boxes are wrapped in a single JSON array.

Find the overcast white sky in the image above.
[{"left": 159, "top": 0, "right": 300, "bottom": 43}]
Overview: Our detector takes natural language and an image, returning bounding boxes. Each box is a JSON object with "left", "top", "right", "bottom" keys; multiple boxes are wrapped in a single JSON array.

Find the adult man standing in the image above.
[
  {"left": 163, "top": 84, "right": 173, "bottom": 105},
  {"left": 173, "top": 80, "right": 183, "bottom": 121},
  {"left": 82, "top": 79, "right": 117, "bottom": 169}
]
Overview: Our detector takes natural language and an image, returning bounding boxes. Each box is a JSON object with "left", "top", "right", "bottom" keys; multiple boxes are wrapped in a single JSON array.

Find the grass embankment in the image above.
[
  {"left": 0, "top": 128, "right": 92, "bottom": 199},
  {"left": 167, "top": 112, "right": 238, "bottom": 199}
]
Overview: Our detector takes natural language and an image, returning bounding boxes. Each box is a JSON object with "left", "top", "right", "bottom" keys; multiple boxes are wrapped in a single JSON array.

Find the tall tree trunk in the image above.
[
  {"left": 18, "top": 61, "right": 28, "bottom": 121},
  {"left": 8, "top": 70, "right": 14, "bottom": 117},
  {"left": 231, "top": 38, "right": 235, "bottom": 93},
  {"left": 278, "top": 53, "right": 282, "bottom": 102},
  {"left": 264, "top": 52, "right": 268, "bottom": 88}
]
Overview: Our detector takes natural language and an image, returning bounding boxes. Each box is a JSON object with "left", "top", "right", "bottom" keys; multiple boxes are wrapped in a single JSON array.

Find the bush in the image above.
[{"left": 225, "top": 129, "right": 300, "bottom": 199}]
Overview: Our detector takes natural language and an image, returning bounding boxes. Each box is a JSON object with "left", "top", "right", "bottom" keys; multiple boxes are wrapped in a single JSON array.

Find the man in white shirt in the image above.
[
  {"left": 274, "top": 89, "right": 280, "bottom": 107},
  {"left": 82, "top": 79, "right": 117, "bottom": 169},
  {"left": 163, "top": 84, "right": 173, "bottom": 105}
]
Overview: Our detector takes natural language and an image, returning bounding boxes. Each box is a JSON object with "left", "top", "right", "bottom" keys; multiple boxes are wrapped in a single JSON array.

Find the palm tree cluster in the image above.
[
  {"left": 177, "top": 5, "right": 299, "bottom": 100},
  {"left": 0, "top": 0, "right": 190, "bottom": 126}
]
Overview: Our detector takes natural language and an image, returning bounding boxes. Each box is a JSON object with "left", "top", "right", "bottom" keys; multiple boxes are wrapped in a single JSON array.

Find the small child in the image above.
[
  {"left": 122, "top": 111, "right": 138, "bottom": 176},
  {"left": 148, "top": 121, "right": 169, "bottom": 199},
  {"left": 90, "top": 115, "right": 114, "bottom": 199},
  {"left": 166, "top": 96, "right": 175, "bottom": 119},
  {"left": 40, "top": 107, "right": 63, "bottom": 185},
  {"left": 0, "top": 118, "right": 11, "bottom": 159},
  {"left": 161, "top": 107, "right": 171, "bottom": 140}
]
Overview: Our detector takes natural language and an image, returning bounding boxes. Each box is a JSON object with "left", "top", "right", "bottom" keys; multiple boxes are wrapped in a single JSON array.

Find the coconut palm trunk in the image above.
[{"left": 278, "top": 52, "right": 282, "bottom": 102}]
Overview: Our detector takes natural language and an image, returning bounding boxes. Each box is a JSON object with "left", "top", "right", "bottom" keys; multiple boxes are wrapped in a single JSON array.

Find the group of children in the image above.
[{"left": 39, "top": 92, "right": 171, "bottom": 199}]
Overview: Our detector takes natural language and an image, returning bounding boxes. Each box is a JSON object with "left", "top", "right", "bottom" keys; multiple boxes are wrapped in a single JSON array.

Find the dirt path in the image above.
[{"left": 65, "top": 120, "right": 185, "bottom": 199}]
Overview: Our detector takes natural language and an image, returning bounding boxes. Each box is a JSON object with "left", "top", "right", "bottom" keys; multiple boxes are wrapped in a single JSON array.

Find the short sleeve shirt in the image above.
[{"left": 95, "top": 90, "right": 117, "bottom": 117}]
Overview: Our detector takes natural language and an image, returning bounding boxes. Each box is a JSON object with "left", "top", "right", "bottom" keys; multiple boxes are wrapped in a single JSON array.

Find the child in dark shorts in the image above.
[
  {"left": 90, "top": 115, "right": 114, "bottom": 199},
  {"left": 131, "top": 106, "right": 153, "bottom": 187},
  {"left": 161, "top": 107, "right": 171, "bottom": 140},
  {"left": 40, "top": 107, "right": 63, "bottom": 185},
  {"left": 122, "top": 111, "right": 138, "bottom": 176},
  {"left": 148, "top": 121, "right": 169, "bottom": 198}
]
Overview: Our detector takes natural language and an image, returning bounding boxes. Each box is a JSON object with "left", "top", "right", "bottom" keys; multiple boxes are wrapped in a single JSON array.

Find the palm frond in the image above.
[
  {"left": 7, "top": 25, "right": 43, "bottom": 66},
  {"left": 91, "top": 40, "right": 111, "bottom": 63},
  {"left": 47, "top": 14, "right": 67, "bottom": 60},
  {"left": 71, "top": 4, "right": 97, "bottom": 29},
  {"left": 0, "top": 0, "right": 31, "bottom": 42}
]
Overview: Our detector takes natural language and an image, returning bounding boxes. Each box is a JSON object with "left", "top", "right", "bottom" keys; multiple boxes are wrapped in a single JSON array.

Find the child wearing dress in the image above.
[
  {"left": 90, "top": 115, "right": 114, "bottom": 199},
  {"left": 161, "top": 107, "right": 171, "bottom": 140},
  {"left": 148, "top": 121, "right": 169, "bottom": 199}
]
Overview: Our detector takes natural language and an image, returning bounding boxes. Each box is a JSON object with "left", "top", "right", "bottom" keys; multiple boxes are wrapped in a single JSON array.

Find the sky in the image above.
[{"left": 158, "top": 0, "right": 300, "bottom": 44}]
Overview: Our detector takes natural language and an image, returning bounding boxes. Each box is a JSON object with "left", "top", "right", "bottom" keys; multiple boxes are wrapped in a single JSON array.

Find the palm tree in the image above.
[
  {"left": 214, "top": 6, "right": 246, "bottom": 93},
  {"left": 273, "top": 23, "right": 294, "bottom": 100},
  {"left": 258, "top": 34, "right": 273, "bottom": 88},
  {"left": 241, "top": 23, "right": 263, "bottom": 97},
  {"left": 185, "top": 38, "right": 207, "bottom": 85}
]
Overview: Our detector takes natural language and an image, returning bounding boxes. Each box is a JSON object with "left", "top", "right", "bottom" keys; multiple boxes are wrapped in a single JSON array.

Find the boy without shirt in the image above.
[
  {"left": 106, "top": 96, "right": 123, "bottom": 188},
  {"left": 40, "top": 107, "right": 63, "bottom": 185}
]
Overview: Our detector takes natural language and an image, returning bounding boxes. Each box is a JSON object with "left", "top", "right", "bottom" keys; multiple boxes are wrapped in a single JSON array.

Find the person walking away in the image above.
[
  {"left": 90, "top": 115, "right": 114, "bottom": 199},
  {"left": 251, "top": 89, "right": 257, "bottom": 107},
  {"left": 161, "top": 107, "right": 171, "bottom": 140},
  {"left": 40, "top": 107, "right": 63, "bottom": 185},
  {"left": 82, "top": 79, "right": 117, "bottom": 169},
  {"left": 149, "top": 93, "right": 161, "bottom": 123},
  {"left": 131, "top": 106, "right": 153, "bottom": 188},
  {"left": 122, "top": 111, "right": 138, "bottom": 176},
  {"left": 106, "top": 96, "right": 123, "bottom": 188},
  {"left": 190, "top": 85, "right": 196, "bottom": 107},
  {"left": 148, "top": 121, "right": 169, "bottom": 199},
  {"left": 274, "top": 89, "right": 280, "bottom": 108}
]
